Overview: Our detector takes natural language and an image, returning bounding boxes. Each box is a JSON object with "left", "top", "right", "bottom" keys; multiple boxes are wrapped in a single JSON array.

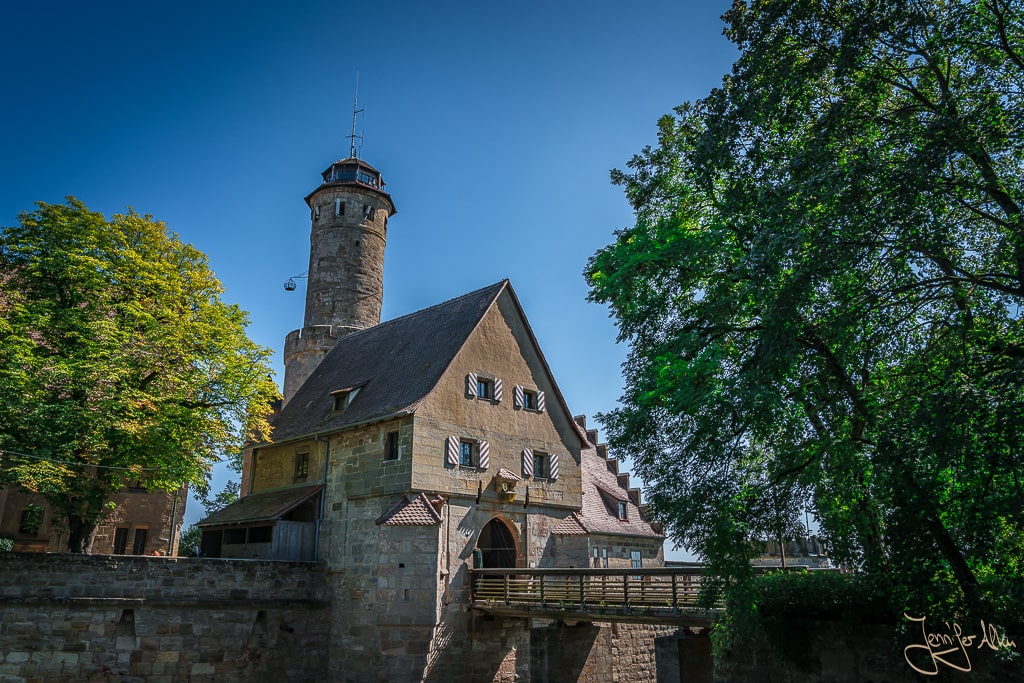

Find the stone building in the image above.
[
  {"left": 0, "top": 484, "right": 186, "bottom": 555},
  {"left": 197, "top": 151, "right": 664, "bottom": 680}
]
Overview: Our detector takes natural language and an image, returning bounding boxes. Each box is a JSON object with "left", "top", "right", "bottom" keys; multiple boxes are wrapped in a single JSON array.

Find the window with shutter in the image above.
[
  {"left": 478, "top": 440, "right": 490, "bottom": 469},
  {"left": 549, "top": 453, "right": 559, "bottom": 480},
  {"left": 521, "top": 448, "right": 534, "bottom": 477},
  {"left": 466, "top": 373, "right": 478, "bottom": 398},
  {"left": 513, "top": 385, "right": 524, "bottom": 408},
  {"left": 446, "top": 436, "right": 459, "bottom": 467},
  {"left": 493, "top": 379, "right": 503, "bottom": 402}
]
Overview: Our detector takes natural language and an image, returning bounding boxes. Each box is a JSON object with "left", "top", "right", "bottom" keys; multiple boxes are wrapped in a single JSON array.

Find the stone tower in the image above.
[{"left": 282, "top": 155, "right": 397, "bottom": 404}]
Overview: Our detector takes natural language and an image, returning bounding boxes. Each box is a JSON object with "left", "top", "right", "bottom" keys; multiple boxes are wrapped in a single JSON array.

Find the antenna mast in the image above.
[{"left": 348, "top": 73, "right": 364, "bottom": 158}]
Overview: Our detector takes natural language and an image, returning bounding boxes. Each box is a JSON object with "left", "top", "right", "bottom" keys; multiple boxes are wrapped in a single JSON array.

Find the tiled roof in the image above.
[
  {"left": 376, "top": 493, "right": 443, "bottom": 526},
  {"left": 551, "top": 512, "right": 588, "bottom": 535},
  {"left": 494, "top": 468, "right": 521, "bottom": 482},
  {"left": 578, "top": 445, "right": 663, "bottom": 539},
  {"left": 196, "top": 485, "right": 323, "bottom": 527},
  {"left": 271, "top": 282, "right": 507, "bottom": 443}
]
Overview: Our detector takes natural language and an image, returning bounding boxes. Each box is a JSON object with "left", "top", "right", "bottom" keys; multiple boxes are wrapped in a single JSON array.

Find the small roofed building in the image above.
[{"left": 196, "top": 484, "right": 322, "bottom": 561}]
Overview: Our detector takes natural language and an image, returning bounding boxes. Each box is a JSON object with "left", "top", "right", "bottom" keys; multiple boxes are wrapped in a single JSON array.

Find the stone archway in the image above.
[{"left": 476, "top": 517, "right": 517, "bottom": 568}]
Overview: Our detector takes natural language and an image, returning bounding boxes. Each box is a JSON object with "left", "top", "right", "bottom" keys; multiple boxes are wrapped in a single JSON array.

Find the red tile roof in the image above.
[{"left": 375, "top": 493, "right": 443, "bottom": 526}]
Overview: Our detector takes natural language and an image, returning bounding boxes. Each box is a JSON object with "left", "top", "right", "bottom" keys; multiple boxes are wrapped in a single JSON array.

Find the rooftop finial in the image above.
[{"left": 347, "top": 73, "right": 364, "bottom": 159}]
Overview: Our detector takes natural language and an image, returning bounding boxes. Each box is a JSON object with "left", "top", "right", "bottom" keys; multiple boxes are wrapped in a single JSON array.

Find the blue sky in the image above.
[{"left": 1, "top": 1, "right": 737, "bottom": 556}]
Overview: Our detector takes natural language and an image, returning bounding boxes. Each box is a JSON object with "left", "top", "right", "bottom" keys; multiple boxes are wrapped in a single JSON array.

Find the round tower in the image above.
[{"left": 283, "top": 156, "right": 397, "bottom": 404}]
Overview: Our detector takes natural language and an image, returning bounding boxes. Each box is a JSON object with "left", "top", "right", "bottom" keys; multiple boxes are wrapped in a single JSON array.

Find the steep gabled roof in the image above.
[
  {"left": 270, "top": 281, "right": 506, "bottom": 443},
  {"left": 578, "top": 445, "right": 663, "bottom": 539}
]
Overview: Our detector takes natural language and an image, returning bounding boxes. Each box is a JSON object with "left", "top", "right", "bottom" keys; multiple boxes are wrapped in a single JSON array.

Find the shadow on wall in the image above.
[{"left": 530, "top": 623, "right": 602, "bottom": 683}]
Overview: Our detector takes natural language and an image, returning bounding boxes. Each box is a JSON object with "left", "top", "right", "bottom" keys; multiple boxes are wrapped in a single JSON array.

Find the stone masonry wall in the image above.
[
  {"left": 531, "top": 622, "right": 680, "bottom": 683},
  {"left": 0, "top": 553, "right": 329, "bottom": 683}
]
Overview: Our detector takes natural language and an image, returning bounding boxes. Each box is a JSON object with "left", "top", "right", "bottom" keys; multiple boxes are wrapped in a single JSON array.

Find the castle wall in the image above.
[{"left": 0, "top": 553, "right": 328, "bottom": 682}]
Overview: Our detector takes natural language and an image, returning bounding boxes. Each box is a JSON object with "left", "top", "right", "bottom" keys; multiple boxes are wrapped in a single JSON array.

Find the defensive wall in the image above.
[
  {"left": 0, "top": 553, "right": 330, "bottom": 682},
  {"left": 4, "top": 553, "right": 1017, "bottom": 682}
]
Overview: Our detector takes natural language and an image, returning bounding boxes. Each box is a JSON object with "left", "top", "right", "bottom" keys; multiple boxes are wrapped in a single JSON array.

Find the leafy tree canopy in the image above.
[
  {"left": 587, "top": 0, "right": 1024, "bottom": 631},
  {"left": 0, "top": 198, "right": 279, "bottom": 553}
]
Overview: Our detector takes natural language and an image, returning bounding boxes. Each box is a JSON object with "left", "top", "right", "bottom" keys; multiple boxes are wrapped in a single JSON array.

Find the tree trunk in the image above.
[{"left": 66, "top": 514, "right": 97, "bottom": 554}]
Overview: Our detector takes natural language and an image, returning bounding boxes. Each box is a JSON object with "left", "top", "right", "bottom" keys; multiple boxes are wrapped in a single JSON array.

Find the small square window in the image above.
[
  {"left": 476, "top": 378, "right": 493, "bottom": 400},
  {"left": 523, "top": 390, "right": 537, "bottom": 410},
  {"left": 617, "top": 501, "right": 629, "bottom": 521},
  {"left": 385, "top": 431, "right": 399, "bottom": 461},
  {"left": 533, "top": 452, "right": 548, "bottom": 479},
  {"left": 294, "top": 452, "right": 310, "bottom": 482},
  {"left": 460, "top": 440, "right": 474, "bottom": 467}
]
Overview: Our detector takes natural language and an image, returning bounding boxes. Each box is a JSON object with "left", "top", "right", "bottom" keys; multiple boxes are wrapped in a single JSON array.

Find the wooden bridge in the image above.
[{"left": 469, "top": 567, "right": 722, "bottom": 627}]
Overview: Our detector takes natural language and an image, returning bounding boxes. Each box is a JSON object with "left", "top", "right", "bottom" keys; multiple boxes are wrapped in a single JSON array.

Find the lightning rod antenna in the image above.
[{"left": 348, "top": 73, "right": 364, "bottom": 158}]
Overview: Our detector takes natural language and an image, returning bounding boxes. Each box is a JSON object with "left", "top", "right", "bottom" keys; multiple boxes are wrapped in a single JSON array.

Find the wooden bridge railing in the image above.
[{"left": 469, "top": 567, "right": 720, "bottom": 618}]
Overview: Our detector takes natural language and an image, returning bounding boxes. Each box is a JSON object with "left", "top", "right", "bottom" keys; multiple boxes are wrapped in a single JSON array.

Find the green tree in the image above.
[
  {"left": 587, "top": 0, "right": 1024, "bottom": 626},
  {"left": 0, "top": 198, "right": 279, "bottom": 553}
]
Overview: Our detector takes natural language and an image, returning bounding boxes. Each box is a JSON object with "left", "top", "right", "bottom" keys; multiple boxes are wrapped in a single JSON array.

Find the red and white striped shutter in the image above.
[
  {"left": 513, "top": 385, "right": 524, "bottom": 409},
  {"left": 493, "top": 379, "right": 503, "bottom": 402},
  {"left": 446, "top": 436, "right": 459, "bottom": 466},
  {"left": 466, "top": 373, "right": 477, "bottom": 398},
  {"left": 549, "top": 453, "right": 559, "bottom": 480},
  {"left": 479, "top": 440, "right": 490, "bottom": 469},
  {"left": 521, "top": 448, "right": 534, "bottom": 477},
  {"left": 536, "top": 390, "right": 546, "bottom": 412}
]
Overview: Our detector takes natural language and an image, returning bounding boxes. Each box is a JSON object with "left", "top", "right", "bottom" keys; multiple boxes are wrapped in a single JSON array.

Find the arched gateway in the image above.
[{"left": 475, "top": 517, "right": 517, "bottom": 568}]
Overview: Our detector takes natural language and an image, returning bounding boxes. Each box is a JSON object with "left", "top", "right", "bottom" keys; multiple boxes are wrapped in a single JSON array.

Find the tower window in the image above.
[
  {"left": 335, "top": 199, "right": 345, "bottom": 217},
  {"left": 363, "top": 204, "right": 375, "bottom": 220},
  {"left": 313, "top": 205, "right": 320, "bottom": 220}
]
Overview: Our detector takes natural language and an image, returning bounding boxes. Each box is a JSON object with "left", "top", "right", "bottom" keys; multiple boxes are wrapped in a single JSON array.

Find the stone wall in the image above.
[
  {"left": 531, "top": 622, "right": 680, "bottom": 683},
  {"left": 0, "top": 552, "right": 329, "bottom": 683}
]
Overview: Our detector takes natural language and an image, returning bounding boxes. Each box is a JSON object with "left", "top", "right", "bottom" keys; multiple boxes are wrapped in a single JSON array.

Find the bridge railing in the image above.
[{"left": 469, "top": 567, "right": 719, "bottom": 613}]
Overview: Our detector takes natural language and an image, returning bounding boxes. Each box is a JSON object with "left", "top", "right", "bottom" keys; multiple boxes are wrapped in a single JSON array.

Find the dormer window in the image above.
[
  {"left": 618, "top": 501, "right": 629, "bottom": 521},
  {"left": 331, "top": 386, "right": 361, "bottom": 411}
]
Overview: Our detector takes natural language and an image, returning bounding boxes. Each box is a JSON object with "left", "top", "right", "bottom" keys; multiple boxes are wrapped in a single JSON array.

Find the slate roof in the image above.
[
  {"left": 196, "top": 485, "right": 323, "bottom": 527},
  {"left": 376, "top": 493, "right": 443, "bottom": 526},
  {"left": 570, "top": 445, "right": 663, "bottom": 539},
  {"left": 271, "top": 281, "right": 507, "bottom": 443}
]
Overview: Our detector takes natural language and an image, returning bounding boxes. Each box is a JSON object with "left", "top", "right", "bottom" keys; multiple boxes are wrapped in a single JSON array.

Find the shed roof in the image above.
[{"left": 196, "top": 485, "right": 323, "bottom": 527}]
